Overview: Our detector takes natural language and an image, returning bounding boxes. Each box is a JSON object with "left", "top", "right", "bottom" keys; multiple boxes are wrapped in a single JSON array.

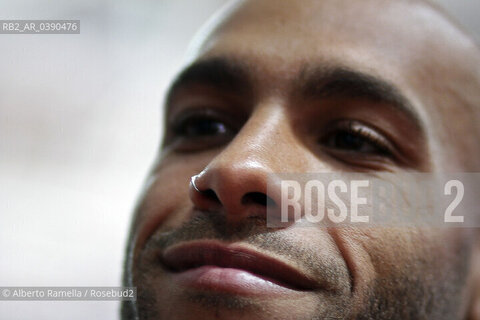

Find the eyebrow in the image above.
[
  {"left": 165, "top": 57, "right": 251, "bottom": 108},
  {"left": 298, "top": 66, "right": 423, "bottom": 129}
]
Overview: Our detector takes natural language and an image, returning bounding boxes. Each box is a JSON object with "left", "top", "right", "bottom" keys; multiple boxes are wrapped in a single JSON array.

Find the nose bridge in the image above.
[
  {"left": 208, "top": 103, "right": 296, "bottom": 174},
  {"left": 190, "top": 103, "right": 300, "bottom": 223}
]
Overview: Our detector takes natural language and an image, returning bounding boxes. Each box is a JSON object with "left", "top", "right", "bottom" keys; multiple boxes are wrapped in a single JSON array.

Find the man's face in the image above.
[{"left": 124, "top": 0, "right": 480, "bottom": 319}]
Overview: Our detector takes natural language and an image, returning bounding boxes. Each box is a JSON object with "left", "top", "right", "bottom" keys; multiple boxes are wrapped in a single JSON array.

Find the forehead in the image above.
[
  {"left": 187, "top": 0, "right": 456, "bottom": 122},
  {"left": 193, "top": 0, "right": 445, "bottom": 74}
]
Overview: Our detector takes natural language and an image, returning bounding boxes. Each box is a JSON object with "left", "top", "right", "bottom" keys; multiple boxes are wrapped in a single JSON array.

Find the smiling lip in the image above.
[{"left": 160, "top": 241, "right": 318, "bottom": 296}]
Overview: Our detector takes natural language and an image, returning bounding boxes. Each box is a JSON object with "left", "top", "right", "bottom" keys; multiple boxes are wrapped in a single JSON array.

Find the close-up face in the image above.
[{"left": 123, "top": 0, "right": 480, "bottom": 319}]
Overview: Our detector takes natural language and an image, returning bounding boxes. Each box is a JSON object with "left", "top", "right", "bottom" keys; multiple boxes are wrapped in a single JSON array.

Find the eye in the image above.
[
  {"left": 321, "top": 120, "right": 393, "bottom": 157},
  {"left": 174, "top": 116, "right": 228, "bottom": 138},
  {"left": 325, "top": 130, "right": 387, "bottom": 154},
  {"left": 166, "top": 109, "right": 237, "bottom": 152}
]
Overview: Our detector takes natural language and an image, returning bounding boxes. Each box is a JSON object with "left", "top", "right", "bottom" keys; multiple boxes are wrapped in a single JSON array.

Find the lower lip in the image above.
[{"left": 170, "top": 265, "right": 299, "bottom": 296}]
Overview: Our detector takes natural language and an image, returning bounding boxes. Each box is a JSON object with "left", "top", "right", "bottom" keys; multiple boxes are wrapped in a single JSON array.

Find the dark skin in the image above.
[{"left": 123, "top": 0, "right": 480, "bottom": 319}]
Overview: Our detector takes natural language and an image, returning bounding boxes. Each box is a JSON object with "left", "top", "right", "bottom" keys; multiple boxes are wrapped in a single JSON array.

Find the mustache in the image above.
[
  {"left": 143, "top": 211, "right": 351, "bottom": 293},
  {"left": 148, "top": 211, "right": 272, "bottom": 247}
]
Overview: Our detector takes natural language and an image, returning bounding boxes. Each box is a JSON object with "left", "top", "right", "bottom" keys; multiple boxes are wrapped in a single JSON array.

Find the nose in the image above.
[
  {"left": 189, "top": 162, "right": 278, "bottom": 224},
  {"left": 188, "top": 108, "right": 296, "bottom": 226}
]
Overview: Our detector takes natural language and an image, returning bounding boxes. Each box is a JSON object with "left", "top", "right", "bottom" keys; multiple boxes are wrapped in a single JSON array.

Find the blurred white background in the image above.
[{"left": 0, "top": 0, "right": 478, "bottom": 319}]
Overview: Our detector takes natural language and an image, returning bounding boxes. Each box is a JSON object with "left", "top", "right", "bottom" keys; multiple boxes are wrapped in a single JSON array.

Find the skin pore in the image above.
[{"left": 123, "top": 0, "right": 480, "bottom": 319}]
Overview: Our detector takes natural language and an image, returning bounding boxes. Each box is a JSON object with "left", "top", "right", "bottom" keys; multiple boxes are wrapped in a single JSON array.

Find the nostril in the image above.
[
  {"left": 241, "top": 192, "right": 276, "bottom": 207},
  {"left": 202, "top": 189, "right": 221, "bottom": 203}
]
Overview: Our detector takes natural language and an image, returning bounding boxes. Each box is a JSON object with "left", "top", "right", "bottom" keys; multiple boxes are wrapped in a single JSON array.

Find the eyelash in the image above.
[
  {"left": 171, "top": 111, "right": 232, "bottom": 137},
  {"left": 166, "top": 109, "right": 238, "bottom": 151},
  {"left": 320, "top": 120, "right": 393, "bottom": 156}
]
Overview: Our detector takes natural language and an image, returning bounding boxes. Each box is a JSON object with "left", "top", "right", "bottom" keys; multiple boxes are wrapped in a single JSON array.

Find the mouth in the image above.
[{"left": 160, "top": 240, "right": 318, "bottom": 296}]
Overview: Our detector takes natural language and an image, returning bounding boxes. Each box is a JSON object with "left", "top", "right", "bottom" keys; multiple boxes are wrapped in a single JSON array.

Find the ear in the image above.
[{"left": 467, "top": 233, "right": 480, "bottom": 320}]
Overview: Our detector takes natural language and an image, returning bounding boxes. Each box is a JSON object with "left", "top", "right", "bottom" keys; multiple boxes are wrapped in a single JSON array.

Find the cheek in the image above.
[
  {"left": 131, "top": 154, "right": 208, "bottom": 256},
  {"left": 358, "top": 228, "right": 473, "bottom": 287},
  {"left": 331, "top": 227, "right": 473, "bottom": 314},
  {"left": 360, "top": 229, "right": 435, "bottom": 275}
]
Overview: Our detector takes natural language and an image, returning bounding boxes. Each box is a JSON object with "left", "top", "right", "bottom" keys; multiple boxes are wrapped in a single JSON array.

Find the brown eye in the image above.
[
  {"left": 324, "top": 130, "right": 389, "bottom": 155},
  {"left": 175, "top": 116, "right": 228, "bottom": 138},
  {"left": 166, "top": 109, "right": 237, "bottom": 152},
  {"left": 320, "top": 120, "right": 393, "bottom": 157}
]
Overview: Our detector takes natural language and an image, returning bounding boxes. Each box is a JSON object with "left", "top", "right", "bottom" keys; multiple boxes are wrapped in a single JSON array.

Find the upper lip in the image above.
[{"left": 160, "top": 241, "right": 318, "bottom": 290}]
